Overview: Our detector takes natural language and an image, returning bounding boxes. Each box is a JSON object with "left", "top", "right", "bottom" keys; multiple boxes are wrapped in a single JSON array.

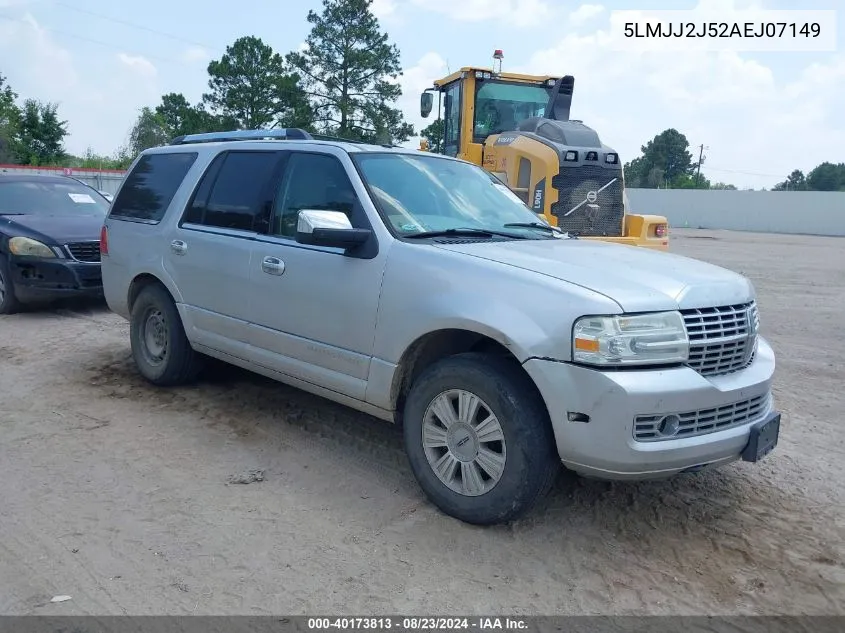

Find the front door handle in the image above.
[
  {"left": 261, "top": 256, "right": 285, "bottom": 276},
  {"left": 170, "top": 239, "right": 187, "bottom": 255}
]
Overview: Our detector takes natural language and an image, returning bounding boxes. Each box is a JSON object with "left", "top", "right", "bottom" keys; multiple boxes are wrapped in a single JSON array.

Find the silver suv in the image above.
[{"left": 100, "top": 129, "right": 780, "bottom": 525}]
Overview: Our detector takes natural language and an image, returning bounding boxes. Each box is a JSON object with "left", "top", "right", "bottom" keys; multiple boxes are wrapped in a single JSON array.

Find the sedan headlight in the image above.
[
  {"left": 573, "top": 311, "right": 689, "bottom": 366},
  {"left": 8, "top": 236, "right": 56, "bottom": 258}
]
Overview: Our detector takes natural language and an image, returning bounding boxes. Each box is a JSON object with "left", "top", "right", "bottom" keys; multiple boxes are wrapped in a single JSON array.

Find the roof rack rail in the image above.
[{"left": 169, "top": 128, "right": 313, "bottom": 145}]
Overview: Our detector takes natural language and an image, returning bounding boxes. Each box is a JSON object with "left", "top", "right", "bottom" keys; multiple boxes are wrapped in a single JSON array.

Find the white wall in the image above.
[{"left": 626, "top": 189, "right": 845, "bottom": 237}]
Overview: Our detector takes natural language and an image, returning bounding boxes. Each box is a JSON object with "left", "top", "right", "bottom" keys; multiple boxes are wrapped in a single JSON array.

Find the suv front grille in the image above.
[
  {"left": 550, "top": 165, "right": 625, "bottom": 237},
  {"left": 66, "top": 241, "right": 101, "bottom": 263},
  {"left": 681, "top": 301, "right": 758, "bottom": 377},
  {"left": 634, "top": 392, "right": 770, "bottom": 442}
]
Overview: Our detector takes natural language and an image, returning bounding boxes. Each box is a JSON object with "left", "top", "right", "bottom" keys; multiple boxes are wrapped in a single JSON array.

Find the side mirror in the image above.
[
  {"left": 295, "top": 209, "right": 372, "bottom": 251},
  {"left": 420, "top": 91, "right": 434, "bottom": 118}
]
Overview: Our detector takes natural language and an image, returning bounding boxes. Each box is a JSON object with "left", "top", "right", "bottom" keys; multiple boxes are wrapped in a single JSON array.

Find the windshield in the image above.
[
  {"left": 354, "top": 153, "right": 555, "bottom": 239},
  {"left": 474, "top": 81, "right": 551, "bottom": 140},
  {"left": 0, "top": 179, "right": 110, "bottom": 216}
]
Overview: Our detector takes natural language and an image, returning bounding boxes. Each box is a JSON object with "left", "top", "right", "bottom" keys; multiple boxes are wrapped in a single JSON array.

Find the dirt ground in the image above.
[{"left": 0, "top": 229, "right": 843, "bottom": 616}]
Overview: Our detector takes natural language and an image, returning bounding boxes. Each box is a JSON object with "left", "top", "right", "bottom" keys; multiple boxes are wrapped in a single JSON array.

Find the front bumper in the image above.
[
  {"left": 9, "top": 255, "right": 103, "bottom": 303},
  {"left": 523, "top": 336, "right": 778, "bottom": 480}
]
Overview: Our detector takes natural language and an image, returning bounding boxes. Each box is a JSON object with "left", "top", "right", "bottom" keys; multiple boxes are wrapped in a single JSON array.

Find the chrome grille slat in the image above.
[
  {"left": 634, "top": 393, "right": 770, "bottom": 442},
  {"left": 681, "top": 301, "right": 758, "bottom": 377},
  {"left": 66, "top": 241, "right": 101, "bottom": 263}
]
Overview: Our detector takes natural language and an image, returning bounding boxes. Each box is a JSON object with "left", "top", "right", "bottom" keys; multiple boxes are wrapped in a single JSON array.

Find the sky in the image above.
[{"left": 0, "top": 0, "right": 842, "bottom": 189}]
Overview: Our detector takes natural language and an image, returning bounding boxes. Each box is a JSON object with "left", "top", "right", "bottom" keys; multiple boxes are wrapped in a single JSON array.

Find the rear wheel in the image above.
[
  {"left": 0, "top": 257, "right": 21, "bottom": 315},
  {"left": 402, "top": 352, "right": 560, "bottom": 525},
  {"left": 129, "top": 284, "right": 202, "bottom": 385}
]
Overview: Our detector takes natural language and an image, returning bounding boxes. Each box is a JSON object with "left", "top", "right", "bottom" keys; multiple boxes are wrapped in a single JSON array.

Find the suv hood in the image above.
[
  {"left": 1, "top": 213, "right": 104, "bottom": 244},
  {"left": 434, "top": 238, "right": 755, "bottom": 313}
]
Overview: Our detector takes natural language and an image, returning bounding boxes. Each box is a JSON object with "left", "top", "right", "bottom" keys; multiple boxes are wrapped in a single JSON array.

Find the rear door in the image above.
[{"left": 163, "top": 149, "right": 284, "bottom": 355}]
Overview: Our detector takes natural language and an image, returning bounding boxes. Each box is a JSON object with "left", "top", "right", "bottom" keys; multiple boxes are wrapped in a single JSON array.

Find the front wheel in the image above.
[
  {"left": 0, "top": 257, "right": 21, "bottom": 315},
  {"left": 402, "top": 352, "right": 560, "bottom": 525}
]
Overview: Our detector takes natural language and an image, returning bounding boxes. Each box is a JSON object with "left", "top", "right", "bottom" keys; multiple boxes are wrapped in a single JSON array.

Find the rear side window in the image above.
[
  {"left": 183, "top": 151, "right": 282, "bottom": 232},
  {"left": 109, "top": 152, "right": 197, "bottom": 222}
]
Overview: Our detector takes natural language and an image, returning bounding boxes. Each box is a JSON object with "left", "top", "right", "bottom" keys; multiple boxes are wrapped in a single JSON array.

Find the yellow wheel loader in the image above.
[{"left": 419, "top": 51, "right": 669, "bottom": 250}]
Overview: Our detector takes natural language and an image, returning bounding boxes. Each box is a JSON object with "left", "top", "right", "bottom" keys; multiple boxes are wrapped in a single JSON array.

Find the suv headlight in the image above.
[
  {"left": 573, "top": 311, "right": 689, "bottom": 366},
  {"left": 8, "top": 236, "right": 56, "bottom": 258}
]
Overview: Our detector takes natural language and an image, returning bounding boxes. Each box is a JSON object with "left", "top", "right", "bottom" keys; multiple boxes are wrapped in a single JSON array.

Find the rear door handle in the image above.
[
  {"left": 261, "top": 256, "right": 285, "bottom": 276},
  {"left": 170, "top": 239, "right": 187, "bottom": 255}
]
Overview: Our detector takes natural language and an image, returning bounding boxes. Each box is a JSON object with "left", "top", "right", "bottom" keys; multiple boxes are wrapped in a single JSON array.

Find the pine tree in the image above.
[{"left": 286, "top": 0, "right": 414, "bottom": 144}]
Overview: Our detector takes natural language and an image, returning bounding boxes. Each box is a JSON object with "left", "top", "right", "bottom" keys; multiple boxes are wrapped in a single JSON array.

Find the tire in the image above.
[
  {"left": 0, "top": 256, "right": 21, "bottom": 315},
  {"left": 402, "top": 352, "right": 560, "bottom": 525},
  {"left": 129, "top": 283, "right": 202, "bottom": 386}
]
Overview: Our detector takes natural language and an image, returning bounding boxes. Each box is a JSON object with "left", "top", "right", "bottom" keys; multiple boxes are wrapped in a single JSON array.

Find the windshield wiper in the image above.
[
  {"left": 502, "top": 222, "right": 573, "bottom": 237},
  {"left": 405, "top": 227, "right": 527, "bottom": 240}
]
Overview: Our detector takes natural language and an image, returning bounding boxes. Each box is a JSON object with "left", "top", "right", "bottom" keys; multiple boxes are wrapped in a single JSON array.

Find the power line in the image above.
[
  {"left": 701, "top": 165, "right": 785, "bottom": 178},
  {"left": 0, "top": 14, "right": 193, "bottom": 67},
  {"left": 52, "top": 1, "right": 218, "bottom": 52}
]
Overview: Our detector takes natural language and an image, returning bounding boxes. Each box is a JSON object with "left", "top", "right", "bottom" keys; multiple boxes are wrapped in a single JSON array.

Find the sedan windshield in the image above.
[
  {"left": 0, "top": 180, "right": 110, "bottom": 216},
  {"left": 353, "top": 153, "right": 557, "bottom": 239}
]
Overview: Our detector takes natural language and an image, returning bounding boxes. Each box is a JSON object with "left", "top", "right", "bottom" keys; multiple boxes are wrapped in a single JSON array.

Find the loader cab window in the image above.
[
  {"left": 442, "top": 81, "right": 461, "bottom": 157},
  {"left": 473, "top": 81, "right": 551, "bottom": 141}
]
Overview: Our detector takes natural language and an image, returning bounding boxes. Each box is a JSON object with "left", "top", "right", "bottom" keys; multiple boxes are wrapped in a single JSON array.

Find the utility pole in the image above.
[{"left": 696, "top": 144, "right": 707, "bottom": 188}]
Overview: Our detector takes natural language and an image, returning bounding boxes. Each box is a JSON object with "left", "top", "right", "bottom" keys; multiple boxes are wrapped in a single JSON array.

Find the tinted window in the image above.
[
  {"left": 0, "top": 179, "right": 110, "bottom": 216},
  {"left": 189, "top": 151, "right": 281, "bottom": 232},
  {"left": 271, "top": 153, "right": 357, "bottom": 238},
  {"left": 110, "top": 152, "right": 197, "bottom": 222}
]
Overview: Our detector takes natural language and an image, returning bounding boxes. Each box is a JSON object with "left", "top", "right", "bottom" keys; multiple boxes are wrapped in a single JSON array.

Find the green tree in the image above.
[
  {"left": 0, "top": 72, "right": 21, "bottom": 163},
  {"left": 15, "top": 99, "right": 68, "bottom": 165},
  {"left": 156, "top": 92, "right": 238, "bottom": 138},
  {"left": 623, "top": 128, "right": 698, "bottom": 189},
  {"left": 806, "top": 162, "right": 845, "bottom": 192},
  {"left": 773, "top": 169, "right": 807, "bottom": 191},
  {"left": 710, "top": 181, "right": 737, "bottom": 190},
  {"left": 128, "top": 106, "right": 169, "bottom": 156},
  {"left": 286, "top": 0, "right": 414, "bottom": 144},
  {"left": 420, "top": 119, "right": 444, "bottom": 153},
  {"left": 203, "top": 36, "right": 311, "bottom": 130}
]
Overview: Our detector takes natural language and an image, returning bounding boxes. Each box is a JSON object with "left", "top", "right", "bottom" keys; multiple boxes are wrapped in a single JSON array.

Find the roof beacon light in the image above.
[{"left": 493, "top": 49, "right": 503, "bottom": 76}]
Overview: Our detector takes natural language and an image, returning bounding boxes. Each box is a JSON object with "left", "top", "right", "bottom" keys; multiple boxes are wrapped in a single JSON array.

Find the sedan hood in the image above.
[
  {"left": 1, "top": 213, "right": 104, "bottom": 244},
  {"left": 434, "top": 238, "right": 755, "bottom": 312}
]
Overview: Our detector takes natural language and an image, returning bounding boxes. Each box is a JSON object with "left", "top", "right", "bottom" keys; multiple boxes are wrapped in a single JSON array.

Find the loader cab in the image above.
[{"left": 421, "top": 67, "right": 559, "bottom": 165}]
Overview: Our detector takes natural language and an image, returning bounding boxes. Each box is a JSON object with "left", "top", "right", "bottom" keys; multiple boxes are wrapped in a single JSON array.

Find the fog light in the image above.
[{"left": 657, "top": 414, "right": 681, "bottom": 437}]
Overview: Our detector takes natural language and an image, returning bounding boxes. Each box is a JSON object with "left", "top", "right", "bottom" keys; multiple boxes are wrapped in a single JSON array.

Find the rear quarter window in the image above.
[{"left": 109, "top": 152, "right": 198, "bottom": 223}]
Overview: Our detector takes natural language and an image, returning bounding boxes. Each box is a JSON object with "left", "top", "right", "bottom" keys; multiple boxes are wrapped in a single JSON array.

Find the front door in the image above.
[
  {"left": 164, "top": 149, "right": 283, "bottom": 355},
  {"left": 246, "top": 150, "right": 387, "bottom": 401}
]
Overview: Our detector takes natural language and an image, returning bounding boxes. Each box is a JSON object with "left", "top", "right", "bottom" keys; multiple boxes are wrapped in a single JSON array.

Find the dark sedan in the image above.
[{"left": 0, "top": 173, "right": 110, "bottom": 314}]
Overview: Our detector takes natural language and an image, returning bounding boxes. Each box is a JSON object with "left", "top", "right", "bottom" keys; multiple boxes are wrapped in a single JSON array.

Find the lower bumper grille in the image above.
[
  {"left": 634, "top": 392, "right": 770, "bottom": 442},
  {"left": 66, "top": 241, "right": 101, "bottom": 263}
]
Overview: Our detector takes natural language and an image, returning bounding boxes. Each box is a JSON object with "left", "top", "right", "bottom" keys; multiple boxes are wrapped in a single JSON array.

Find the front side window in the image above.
[
  {"left": 110, "top": 152, "right": 197, "bottom": 222},
  {"left": 0, "top": 179, "right": 110, "bottom": 216},
  {"left": 185, "top": 151, "right": 282, "bottom": 232},
  {"left": 354, "top": 153, "right": 555, "bottom": 239},
  {"left": 270, "top": 152, "right": 358, "bottom": 238},
  {"left": 473, "top": 81, "right": 550, "bottom": 140}
]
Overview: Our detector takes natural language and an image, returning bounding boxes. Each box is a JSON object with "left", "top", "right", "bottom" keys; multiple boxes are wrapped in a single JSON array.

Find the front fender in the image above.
[{"left": 372, "top": 242, "right": 620, "bottom": 366}]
